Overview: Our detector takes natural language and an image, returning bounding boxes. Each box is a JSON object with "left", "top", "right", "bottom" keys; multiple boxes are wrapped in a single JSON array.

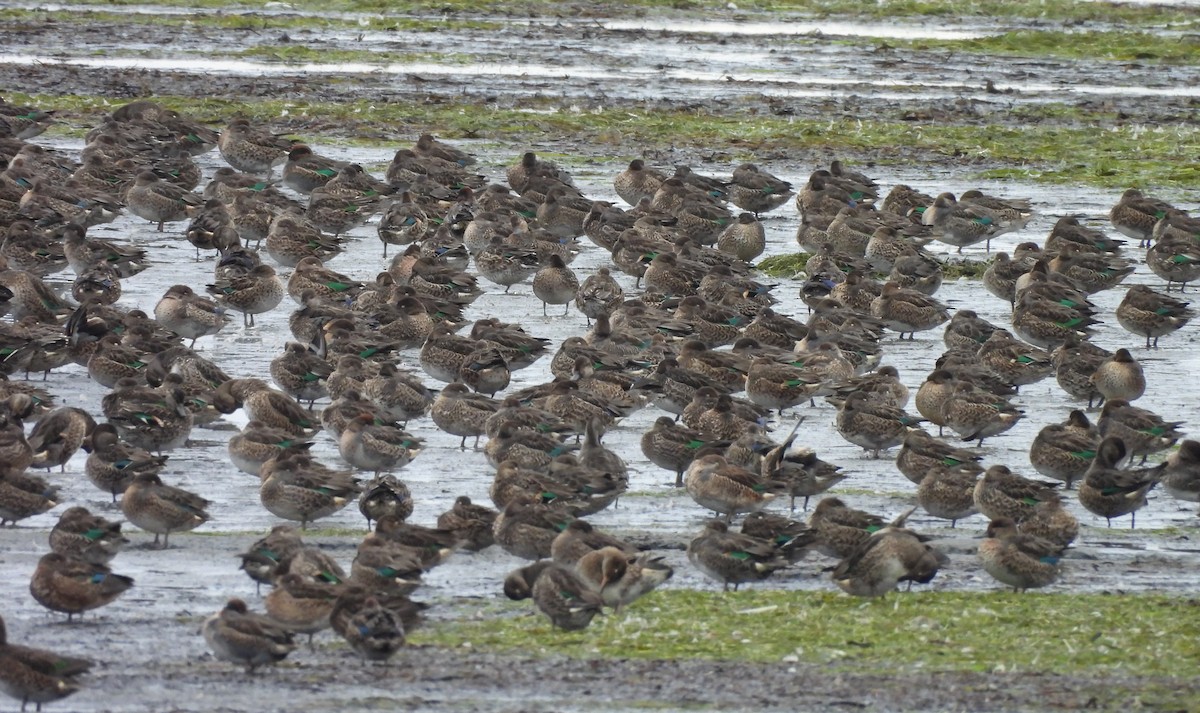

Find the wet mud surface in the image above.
[{"left": 2, "top": 4, "right": 1200, "bottom": 712}]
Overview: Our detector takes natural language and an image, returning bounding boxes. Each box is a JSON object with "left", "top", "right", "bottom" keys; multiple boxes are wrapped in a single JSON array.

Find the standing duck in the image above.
[
  {"left": 1089, "top": 348, "right": 1146, "bottom": 406},
  {"left": 831, "top": 519, "right": 944, "bottom": 597},
  {"left": 120, "top": 472, "right": 210, "bottom": 548},
  {"left": 29, "top": 552, "right": 134, "bottom": 621},
  {"left": 1163, "top": 439, "right": 1200, "bottom": 514},
  {"left": 1115, "top": 283, "right": 1194, "bottom": 348},
  {"left": 531, "top": 563, "right": 605, "bottom": 631},
  {"left": 48, "top": 506, "right": 128, "bottom": 565},
  {"left": 1028, "top": 410, "right": 1099, "bottom": 489},
  {"left": 978, "top": 517, "right": 1062, "bottom": 592},
  {"left": 687, "top": 519, "right": 789, "bottom": 591},
  {"left": 203, "top": 598, "right": 297, "bottom": 673},
  {"left": 0, "top": 613, "right": 91, "bottom": 711},
  {"left": 82, "top": 423, "right": 167, "bottom": 501},
  {"left": 1078, "top": 436, "right": 1163, "bottom": 528}
]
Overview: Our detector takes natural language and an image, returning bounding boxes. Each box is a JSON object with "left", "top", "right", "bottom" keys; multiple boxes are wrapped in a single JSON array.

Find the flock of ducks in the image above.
[{"left": 0, "top": 95, "right": 1198, "bottom": 709}]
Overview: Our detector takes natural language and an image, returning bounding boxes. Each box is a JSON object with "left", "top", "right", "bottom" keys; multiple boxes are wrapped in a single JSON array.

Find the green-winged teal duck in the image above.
[
  {"left": 0, "top": 470, "right": 58, "bottom": 526},
  {"left": 1046, "top": 244, "right": 1135, "bottom": 295},
  {"left": 1115, "top": 284, "right": 1193, "bottom": 348},
  {"left": 338, "top": 415, "right": 422, "bottom": 475},
  {"left": 62, "top": 223, "right": 148, "bottom": 278},
  {"left": 27, "top": 406, "right": 95, "bottom": 472},
  {"left": 337, "top": 595, "right": 406, "bottom": 661},
  {"left": 869, "top": 282, "right": 949, "bottom": 339},
  {"left": 1097, "top": 399, "right": 1182, "bottom": 462},
  {"left": 895, "top": 428, "right": 982, "bottom": 484},
  {"left": 835, "top": 391, "right": 922, "bottom": 458},
  {"left": 530, "top": 562, "right": 604, "bottom": 631},
  {"left": 578, "top": 418, "right": 628, "bottom": 478},
  {"left": 550, "top": 519, "right": 636, "bottom": 566},
  {"left": 1088, "top": 348, "right": 1145, "bottom": 406},
  {"left": 372, "top": 517, "right": 457, "bottom": 568},
  {"left": 237, "top": 524, "right": 305, "bottom": 594},
  {"left": 925, "top": 192, "right": 1011, "bottom": 252},
  {"left": 641, "top": 416, "right": 729, "bottom": 487},
  {"left": 982, "top": 247, "right": 1041, "bottom": 307},
  {"left": 218, "top": 118, "right": 294, "bottom": 177},
  {"left": 227, "top": 421, "right": 311, "bottom": 477},
  {"left": 492, "top": 497, "right": 575, "bottom": 561},
  {"left": 268, "top": 341, "right": 332, "bottom": 407},
  {"left": 124, "top": 171, "right": 202, "bottom": 231},
  {"left": 1051, "top": 338, "right": 1109, "bottom": 404},
  {"left": 613, "top": 159, "right": 666, "bottom": 205},
  {"left": 807, "top": 497, "right": 888, "bottom": 559},
  {"left": 577, "top": 547, "right": 673, "bottom": 612},
  {"left": 476, "top": 239, "right": 542, "bottom": 294},
  {"left": 973, "top": 465, "right": 1060, "bottom": 524},
  {"left": 358, "top": 474, "right": 414, "bottom": 529},
  {"left": 264, "top": 214, "right": 344, "bottom": 268},
  {"left": 215, "top": 378, "right": 320, "bottom": 438},
  {"left": 206, "top": 264, "right": 284, "bottom": 327},
  {"left": 1, "top": 221, "right": 68, "bottom": 276},
  {"left": 458, "top": 343, "right": 510, "bottom": 397},
  {"left": 716, "top": 212, "right": 766, "bottom": 262},
  {"left": 574, "top": 267, "right": 624, "bottom": 326},
  {"left": 687, "top": 519, "right": 788, "bottom": 591},
  {"left": 280, "top": 144, "right": 342, "bottom": 194},
  {"left": 532, "top": 254, "right": 579, "bottom": 317},
  {"left": 1109, "top": 188, "right": 1181, "bottom": 245},
  {"left": 760, "top": 421, "right": 847, "bottom": 511},
  {"left": 728, "top": 163, "right": 793, "bottom": 216},
  {"left": 1146, "top": 234, "right": 1200, "bottom": 292},
  {"left": 436, "top": 495, "right": 498, "bottom": 552},
  {"left": 485, "top": 427, "right": 578, "bottom": 471},
  {"left": 944, "top": 380, "right": 1024, "bottom": 446},
  {"left": 263, "top": 572, "right": 343, "bottom": 646},
  {"left": 419, "top": 324, "right": 476, "bottom": 384},
  {"left": 29, "top": 552, "right": 133, "bottom": 621},
  {"left": 1029, "top": 410, "right": 1099, "bottom": 489},
  {"left": 48, "top": 506, "right": 128, "bottom": 565},
  {"left": 0, "top": 613, "right": 91, "bottom": 711},
  {"left": 431, "top": 383, "right": 499, "bottom": 449},
  {"left": 745, "top": 357, "right": 820, "bottom": 413},
  {"left": 503, "top": 560, "right": 553, "bottom": 601},
  {"left": 204, "top": 598, "right": 297, "bottom": 673},
  {"left": 739, "top": 511, "right": 818, "bottom": 564},
  {"left": 1078, "top": 436, "right": 1163, "bottom": 528},
  {"left": 684, "top": 453, "right": 778, "bottom": 521},
  {"left": 82, "top": 423, "right": 167, "bottom": 501},
  {"left": 916, "top": 465, "right": 979, "bottom": 527},
  {"left": 978, "top": 517, "right": 1062, "bottom": 592},
  {"left": 975, "top": 330, "right": 1052, "bottom": 389},
  {"left": 1018, "top": 497, "right": 1079, "bottom": 550},
  {"left": 349, "top": 535, "right": 425, "bottom": 594},
  {"left": 259, "top": 451, "right": 359, "bottom": 529},
  {"left": 377, "top": 192, "right": 430, "bottom": 257},
  {"left": 106, "top": 386, "right": 194, "bottom": 454},
  {"left": 831, "top": 522, "right": 944, "bottom": 598},
  {"left": 120, "top": 472, "right": 210, "bottom": 548},
  {"left": 1163, "top": 439, "right": 1200, "bottom": 514}
]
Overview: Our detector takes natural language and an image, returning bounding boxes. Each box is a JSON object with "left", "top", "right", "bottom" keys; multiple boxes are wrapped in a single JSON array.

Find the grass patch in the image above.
[
  {"left": 941, "top": 259, "right": 990, "bottom": 279},
  {"left": 757, "top": 253, "right": 810, "bottom": 277},
  {"left": 412, "top": 589, "right": 1200, "bottom": 676},
  {"left": 13, "top": 92, "right": 1200, "bottom": 189},
  {"left": 232, "top": 45, "right": 477, "bottom": 65},
  {"left": 42, "top": 0, "right": 1200, "bottom": 26},
  {"left": 908, "top": 30, "right": 1200, "bottom": 64}
]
